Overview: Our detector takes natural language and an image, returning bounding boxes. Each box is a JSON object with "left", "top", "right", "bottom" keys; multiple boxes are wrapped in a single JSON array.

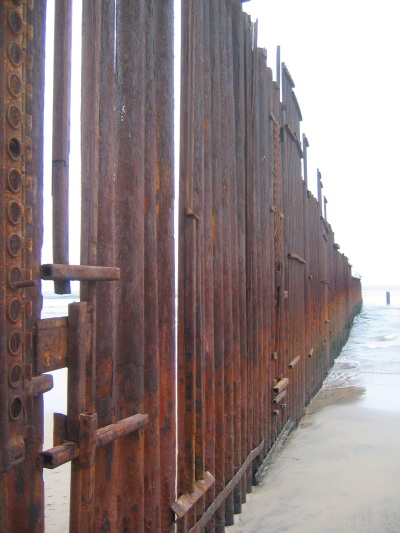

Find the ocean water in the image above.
[{"left": 322, "top": 285, "right": 400, "bottom": 411}]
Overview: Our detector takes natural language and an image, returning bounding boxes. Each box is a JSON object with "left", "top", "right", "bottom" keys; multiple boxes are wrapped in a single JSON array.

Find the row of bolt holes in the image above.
[
  {"left": 7, "top": 9, "right": 24, "bottom": 160},
  {"left": 7, "top": 7, "right": 24, "bottom": 262},
  {"left": 7, "top": 5, "right": 25, "bottom": 422}
]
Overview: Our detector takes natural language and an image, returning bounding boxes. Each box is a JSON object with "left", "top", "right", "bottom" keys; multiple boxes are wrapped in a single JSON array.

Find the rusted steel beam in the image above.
[
  {"left": 244, "top": 11, "right": 255, "bottom": 496},
  {"left": 143, "top": 5, "right": 162, "bottom": 524},
  {"left": 24, "top": 374, "right": 53, "bottom": 396},
  {"left": 67, "top": 302, "right": 91, "bottom": 442},
  {"left": 91, "top": 2, "right": 118, "bottom": 529},
  {"left": 192, "top": 4, "right": 206, "bottom": 524},
  {"left": 219, "top": 0, "right": 235, "bottom": 525},
  {"left": 289, "top": 356, "right": 301, "bottom": 369},
  {"left": 232, "top": 6, "right": 248, "bottom": 508},
  {"left": 187, "top": 438, "right": 265, "bottom": 533},
  {"left": 41, "top": 414, "right": 149, "bottom": 469},
  {"left": 72, "top": 413, "right": 97, "bottom": 533},
  {"left": 172, "top": 472, "right": 215, "bottom": 519},
  {"left": 273, "top": 378, "right": 289, "bottom": 394},
  {"left": 272, "top": 390, "right": 287, "bottom": 405},
  {"left": 115, "top": 1, "right": 146, "bottom": 529},
  {"left": 35, "top": 316, "right": 68, "bottom": 373},
  {"left": 177, "top": 0, "right": 197, "bottom": 521},
  {"left": 41, "top": 441, "right": 79, "bottom": 469},
  {"left": 227, "top": 1, "right": 243, "bottom": 516},
  {"left": 1, "top": 0, "right": 46, "bottom": 530},
  {"left": 96, "top": 414, "right": 148, "bottom": 448},
  {"left": 257, "top": 46, "right": 270, "bottom": 468},
  {"left": 80, "top": 1, "right": 100, "bottom": 305},
  {"left": 154, "top": 0, "right": 176, "bottom": 530},
  {"left": 0, "top": 474, "right": 9, "bottom": 533},
  {"left": 202, "top": 1, "right": 216, "bottom": 528},
  {"left": 208, "top": 1, "right": 225, "bottom": 529},
  {"left": 288, "top": 252, "right": 306, "bottom": 264},
  {"left": 53, "top": 412, "right": 67, "bottom": 446},
  {"left": 251, "top": 24, "right": 261, "bottom": 475},
  {"left": 41, "top": 263, "right": 120, "bottom": 282},
  {"left": 52, "top": 0, "right": 72, "bottom": 295}
]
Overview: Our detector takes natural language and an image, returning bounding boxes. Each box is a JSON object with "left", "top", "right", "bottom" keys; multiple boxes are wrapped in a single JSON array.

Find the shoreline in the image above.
[{"left": 227, "top": 375, "right": 400, "bottom": 533}]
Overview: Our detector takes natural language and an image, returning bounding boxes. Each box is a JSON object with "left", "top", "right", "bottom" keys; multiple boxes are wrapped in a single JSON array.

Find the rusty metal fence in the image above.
[
  {"left": 176, "top": 2, "right": 362, "bottom": 532},
  {"left": 0, "top": 1, "right": 362, "bottom": 532}
]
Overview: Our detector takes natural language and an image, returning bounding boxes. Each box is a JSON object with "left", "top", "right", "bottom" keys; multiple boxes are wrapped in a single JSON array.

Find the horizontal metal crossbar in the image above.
[
  {"left": 41, "top": 413, "right": 148, "bottom": 469},
  {"left": 171, "top": 471, "right": 215, "bottom": 518},
  {"left": 40, "top": 264, "right": 120, "bottom": 282}
]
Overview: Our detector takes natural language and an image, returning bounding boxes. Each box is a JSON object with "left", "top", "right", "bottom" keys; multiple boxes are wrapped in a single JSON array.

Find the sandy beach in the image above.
[{"left": 227, "top": 376, "right": 400, "bottom": 533}]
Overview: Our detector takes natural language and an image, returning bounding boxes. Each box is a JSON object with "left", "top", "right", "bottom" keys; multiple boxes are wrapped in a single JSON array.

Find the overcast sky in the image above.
[
  {"left": 243, "top": 0, "right": 400, "bottom": 285},
  {"left": 43, "top": 1, "right": 399, "bottom": 288}
]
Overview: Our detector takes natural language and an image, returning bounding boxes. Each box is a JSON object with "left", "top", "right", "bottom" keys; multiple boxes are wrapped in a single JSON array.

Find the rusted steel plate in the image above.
[{"left": 35, "top": 316, "right": 68, "bottom": 373}]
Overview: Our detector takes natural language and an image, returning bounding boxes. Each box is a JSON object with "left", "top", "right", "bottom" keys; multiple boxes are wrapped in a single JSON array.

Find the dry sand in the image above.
[{"left": 227, "top": 378, "right": 400, "bottom": 533}]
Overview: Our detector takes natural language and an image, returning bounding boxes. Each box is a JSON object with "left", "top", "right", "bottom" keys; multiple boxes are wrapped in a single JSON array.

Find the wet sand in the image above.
[{"left": 227, "top": 377, "right": 400, "bottom": 533}]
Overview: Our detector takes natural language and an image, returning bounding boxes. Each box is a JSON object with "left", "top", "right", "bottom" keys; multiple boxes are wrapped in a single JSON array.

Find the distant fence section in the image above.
[
  {"left": 0, "top": 1, "right": 362, "bottom": 532},
  {"left": 176, "top": 1, "right": 362, "bottom": 531}
]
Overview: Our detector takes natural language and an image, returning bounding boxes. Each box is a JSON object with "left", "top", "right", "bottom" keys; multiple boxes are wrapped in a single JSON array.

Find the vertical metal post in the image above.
[
  {"left": 52, "top": 0, "right": 72, "bottom": 295},
  {"left": 219, "top": 1, "right": 235, "bottom": 525},
  {"left": 154, "top": 0, "right": 176, "bottom": 530},
  {"left": 115, "top": 1, "right": 146, "bottom": 529},
  {"left": 93, "top": 1, "right": 117, "bottom": 527},
  {"left": 209, "top": 2, "right": 225, "bottom": 529},
  {"left": 143, "top": 4, "right": 161, "bottom": 529},
  {"left": 192, "top": 4, "right": 205, "bottom": 525},
  {"left": 202, "top": 2, "right": 216, "bottom": 529},
  {"left": 1, "top": 1, "right": 46, "bottom": 530}
]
